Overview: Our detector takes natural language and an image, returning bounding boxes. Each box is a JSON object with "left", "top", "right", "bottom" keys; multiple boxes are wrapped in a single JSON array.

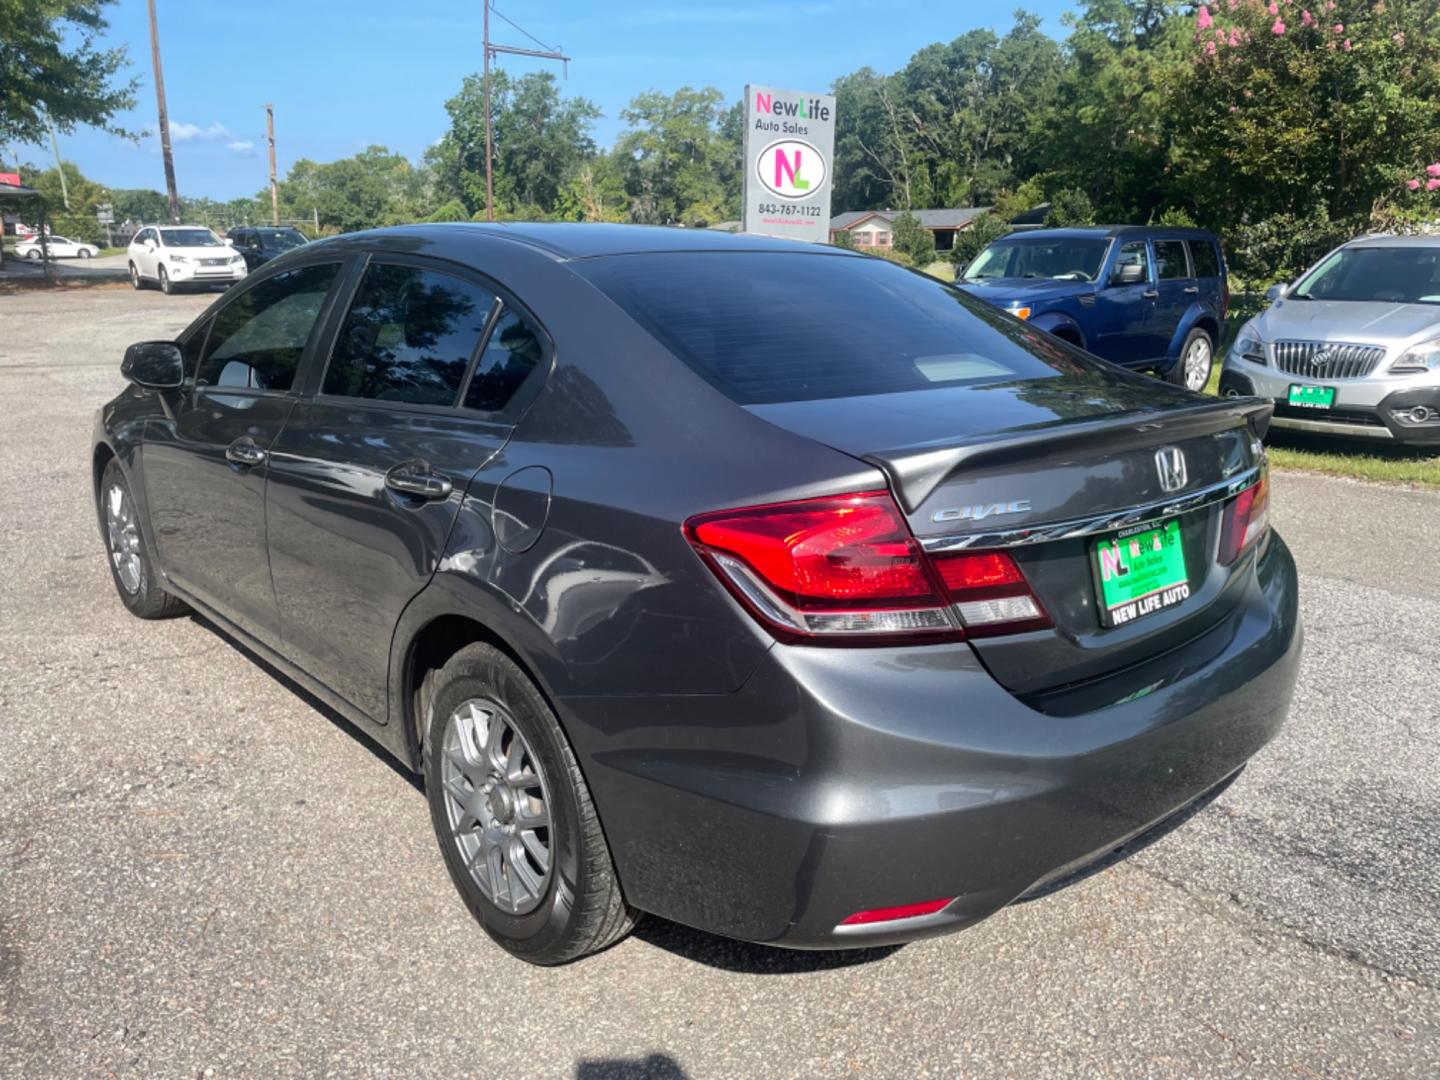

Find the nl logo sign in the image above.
[{"left": 743, "top": 84, "right": 836, "bottom": 241}]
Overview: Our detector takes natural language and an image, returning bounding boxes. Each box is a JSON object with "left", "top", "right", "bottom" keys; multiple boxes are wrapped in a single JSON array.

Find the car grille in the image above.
[
  {"left": 1272, "top": 340, "right": 1385, "bottom": 380},
  {"left": 201, "top": 257, "right": 230, "bottom": 266}
]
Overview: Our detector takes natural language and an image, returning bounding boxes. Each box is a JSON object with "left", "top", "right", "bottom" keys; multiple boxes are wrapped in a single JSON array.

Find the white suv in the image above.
[{"left": 128, "top": 226, "right": 247, "bottom": 294}]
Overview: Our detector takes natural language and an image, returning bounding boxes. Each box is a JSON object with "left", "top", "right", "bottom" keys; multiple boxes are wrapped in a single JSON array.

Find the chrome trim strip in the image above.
[
  {"left": 1269, "top": 416, "right": 1394, "bottom": 440},
  {"left": 919, "top": 464, "right": 1263, "bottom": 552}
]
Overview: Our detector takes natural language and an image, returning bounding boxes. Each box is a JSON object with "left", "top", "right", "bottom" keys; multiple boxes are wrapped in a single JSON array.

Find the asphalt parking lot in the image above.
[{"left": 2, "top": 285, "right": 1438, "bottom": 1079}]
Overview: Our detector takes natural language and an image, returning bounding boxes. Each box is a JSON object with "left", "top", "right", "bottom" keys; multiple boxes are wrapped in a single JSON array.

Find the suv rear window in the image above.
[
  {"left": 580, "top": 252, "right": 1104, "bottom": 405},
  {"left": 1188, "top": 239, "right": 1220, "bottom": 278}
]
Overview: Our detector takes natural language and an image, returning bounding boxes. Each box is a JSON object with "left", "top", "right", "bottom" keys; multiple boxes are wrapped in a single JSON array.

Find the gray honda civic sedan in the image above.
[{"left": 93, "top": 224, "right": 1301, "bottom": 964}]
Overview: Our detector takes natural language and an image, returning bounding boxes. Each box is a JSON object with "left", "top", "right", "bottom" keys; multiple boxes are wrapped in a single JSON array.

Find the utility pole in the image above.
[
  {"left": 44, "top": 112, "right": 70, "bottom": 210},
  {"left": 481, "top": 0, "right": 570, "bottom": 222},
  {"left": 147, "top": 0, "right": 180, "bottom": 224},
  {"left": 266, "top": 103, "right": 279, "bottom": 226}
]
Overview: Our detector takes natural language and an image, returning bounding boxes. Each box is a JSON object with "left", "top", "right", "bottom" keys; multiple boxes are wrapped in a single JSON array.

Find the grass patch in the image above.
[
  {"left": 1264, "top": 434, "right": 1440, "bottom": 488},
  {"left": 924, "top": 261, "right": 956, "bottom": 282}
]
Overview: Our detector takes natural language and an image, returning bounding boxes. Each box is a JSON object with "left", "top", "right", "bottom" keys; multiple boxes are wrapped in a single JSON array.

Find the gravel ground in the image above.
[{"left": 1, "top": 286, "right": 1437, "bottom": 1079}]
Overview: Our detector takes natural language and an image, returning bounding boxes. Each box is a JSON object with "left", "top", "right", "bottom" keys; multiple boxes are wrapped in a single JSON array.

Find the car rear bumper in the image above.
[
  {"left": 1221, "top": 359, "right": 1440, "bottom": 444},
  {"left": 559, "top": 531, "right": 1301, "bottom": 948}
]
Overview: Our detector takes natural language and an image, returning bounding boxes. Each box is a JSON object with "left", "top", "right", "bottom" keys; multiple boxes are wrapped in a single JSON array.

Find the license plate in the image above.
[
  {"left": 1091, "top": 520, "right": 1190, "bottom": 627},
  {"left": 1287, "top": 384, "right": 1335, "bottom": 409}
]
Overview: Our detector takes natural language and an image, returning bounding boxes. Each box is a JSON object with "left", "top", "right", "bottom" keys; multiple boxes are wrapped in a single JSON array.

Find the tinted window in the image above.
[
  {"left": 1112, "top": 241, "right": 1150, "bottom": 282},
  {"left": 198, "top": 262, "right": 340, "bottom": 391},
  {"left": 963, "top": 237, "right": 1110, "bottom": 282},
  {"left": 160, "top": 228, "right": 222, "bottom": 248},
  {"left": 324, "top": 263, "right": 497, "bottom": 406},
  {"left": 1188, "top": 239, "right": 1220, "bottom": 278},
  {"left": 463, "top": 308, "right": 543, "bottom": 412},
  {"left": 580, "top": 252, "right": 1108, "bottom": 405},
  {"left": 1153, "top": 240, "right": 1189, "bottom": 281},
  {"left": 181, "top": 319, "right": 211, "bottom": 379}
]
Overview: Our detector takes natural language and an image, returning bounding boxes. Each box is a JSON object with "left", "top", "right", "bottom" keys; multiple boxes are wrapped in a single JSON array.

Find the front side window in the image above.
[
  {"left": 1153, "top": 240, "right": 1189, "bottom": 281},
  {"left": 1111, "top": 241, "right": 1151, "bottom": 283},
  {"left": 323, "top": 263, "right": 497, "bottom": 406},
  {"left": 197, "top": 262, "right": 341, "bottom": 391}
]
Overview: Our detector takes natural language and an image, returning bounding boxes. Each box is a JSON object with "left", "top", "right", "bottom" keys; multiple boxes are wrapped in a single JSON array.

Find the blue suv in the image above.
[{"left": 957, "top": 226, "right": 1229, "bottom": 391}]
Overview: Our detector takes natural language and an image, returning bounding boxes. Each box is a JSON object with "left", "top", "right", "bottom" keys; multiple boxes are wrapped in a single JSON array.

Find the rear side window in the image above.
[
  {"left": 1188, "top": 239, "right": 1220, "bottom": 278},
  {"left": 1153, "top": 240, "right": 1189, "bottom": 280},
  {"left": 463, "top": 308, "right": 543, "bottom": 412},
  {"left": 198, "top": 262, "right": 340, "bottom": 391},
  {"left": 324, "top": 263, "right": 497, "bottom": 406},
  {"left": 580, "top": 252, "right": 1110, "bottom": 405}
]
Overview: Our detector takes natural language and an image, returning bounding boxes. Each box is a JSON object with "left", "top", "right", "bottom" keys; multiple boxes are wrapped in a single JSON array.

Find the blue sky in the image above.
[{"left": 10, "top": 0, "right": 1076, "bottom": 200}]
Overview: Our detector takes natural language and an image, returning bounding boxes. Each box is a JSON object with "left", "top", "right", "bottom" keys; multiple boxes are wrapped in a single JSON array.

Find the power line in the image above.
[{"left": 490, "top": 3, "right": 561, "bottom": 55}]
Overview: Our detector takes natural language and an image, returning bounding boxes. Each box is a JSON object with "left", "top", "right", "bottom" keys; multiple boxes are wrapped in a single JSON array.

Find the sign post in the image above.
[{"left": 741, "top": 84, "right": 836, "bottom": 243}]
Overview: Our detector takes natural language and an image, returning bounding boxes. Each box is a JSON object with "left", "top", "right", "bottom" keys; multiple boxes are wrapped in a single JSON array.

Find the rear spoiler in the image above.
[{"left": 865, "top": 397, "right": 1274, "bottom": 513}]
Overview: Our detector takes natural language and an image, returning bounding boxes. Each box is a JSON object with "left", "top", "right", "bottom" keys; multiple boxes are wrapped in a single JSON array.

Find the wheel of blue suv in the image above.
[
  {"left": 98, "top": 459, "right": 187, "bottom": 620},
  {"left": 424, "top": 643, "right": 637, "bottom": 964},
  {"left": 1168, "top": 327, "right": 1215, "bottom": 390}
]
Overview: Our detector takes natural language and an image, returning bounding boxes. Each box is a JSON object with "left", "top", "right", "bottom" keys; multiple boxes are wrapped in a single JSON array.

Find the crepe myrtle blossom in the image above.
[
  {"left": 1272, "top": 17, "right": 1286, "bottom": 33},
  {"left": 1429, "top": 179, "right": 1440, "bottom": 192},
  {"left": 1333, "top": 22, "right": 1344, "bottom": 32},
  {"left": 1427, "top": 164, "right": 1440, "bottom": 178},
  {"left": 1197, "top": 5, "right": 1213, "bottom": 30},
  {"left": 1343, "top": 38, "right": 1352, "bottom": 50},
  {"left": 1301, "top": 9, "right": 1313, "bottom": 26},
  {"left": 1229, "top": 27, "right": 1244, "bottom": 46},
  {"left": 1409, "top": 179, "right": 1423, "bottom": 191},
  {"left": 1267, "top": 1, "right": 1278, "bottom": 13}
]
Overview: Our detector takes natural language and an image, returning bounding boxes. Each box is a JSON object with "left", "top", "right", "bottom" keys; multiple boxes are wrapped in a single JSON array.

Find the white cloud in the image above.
[
  {"left": 169, "top": 121, "right": 233, "bottom": 143},
  {"left": 227, "top": 140, "right": 256, "bottom": 152}
]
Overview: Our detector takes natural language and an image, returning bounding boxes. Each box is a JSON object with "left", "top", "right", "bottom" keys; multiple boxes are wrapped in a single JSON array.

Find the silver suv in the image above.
[{"left": 1220, "top": 235, "right": 1440, "bottom": 445}]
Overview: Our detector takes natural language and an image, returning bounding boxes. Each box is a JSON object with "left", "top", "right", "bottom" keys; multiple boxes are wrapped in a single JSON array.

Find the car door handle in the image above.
[
  {"left": 225, "top": 438, "right": 268, "bottom": 467},
  {"left": 1141, "top": 290, "right": 1159, "bottom": 299},
  {"left": 385, "top": 461, "right": 453, "bottom": 501},
  {"left": 1183, "top": 286, "right": 1200, "bottom": 295}
]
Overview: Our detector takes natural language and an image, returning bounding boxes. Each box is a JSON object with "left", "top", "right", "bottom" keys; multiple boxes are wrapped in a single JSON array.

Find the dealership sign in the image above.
[{"left": 742, "top": 84, "right": 836, "bottom": 242}]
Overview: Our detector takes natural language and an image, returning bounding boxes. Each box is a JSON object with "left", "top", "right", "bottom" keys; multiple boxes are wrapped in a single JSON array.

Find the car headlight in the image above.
[
  {"left": 1391, "top": 335, "right": 1440, "bottom": 375},
  {"left": 1230, "top": 322, "right": 1266, "bottom": 366},
  {"left": 169, "top": 254, "right": 190, "bottom": 264},
  {"left": 230, "top": 254, "right": 244, "bottom": 265}
]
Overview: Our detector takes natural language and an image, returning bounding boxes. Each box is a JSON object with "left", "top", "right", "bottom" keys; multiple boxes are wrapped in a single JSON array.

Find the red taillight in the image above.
[
  {"left": 1219, "top": 470, "right": 1270, "bottom": 565},
  {"left": 931, "top": 549, "right": 1051, "bottom": 636},
  {"left": 839, "top": 898, "right": 955, "bottom": 926},
  {"left": 685, "top": 491, "right": 1050, "bottom": 643}
]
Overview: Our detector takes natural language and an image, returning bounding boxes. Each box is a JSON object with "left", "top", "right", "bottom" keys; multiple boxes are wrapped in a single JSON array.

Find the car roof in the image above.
[
  {"left": 322, "top": 222, "right": 861, "bottom": 262},
  {"left": 1003, "top": 225, "right": 1217, "bottom": 241},
  {"left": 1343, "top": 233, "right": 1440, "bottom": 249}
]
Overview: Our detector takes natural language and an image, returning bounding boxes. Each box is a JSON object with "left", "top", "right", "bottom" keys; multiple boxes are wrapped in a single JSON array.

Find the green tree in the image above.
[
  {"left": 0, "top": 0, "right": 135, "bottom": 147},
  {"left": 892, "top": 210, "right": 937, "bottom": 264},
  {"left": 429, "top": 70, "right": 600, "bottom": 218},
  {"left": 951, "top": 212, "right": 1013, "bottom": 269},
  {"left": 1045, "top": 187, "right": 1097, "bottom": 226},
  {"left": 270, "top": 146, "right": 427, "bottom": 232},
  {"left": 21, "top": 160, "right": 108, "bottom": 243},
  {"left": 110, "top": 188, "right": 170, "bottom": 225},
  {"left": 614, "top": 87, "right": 732, "bottom": 225}
]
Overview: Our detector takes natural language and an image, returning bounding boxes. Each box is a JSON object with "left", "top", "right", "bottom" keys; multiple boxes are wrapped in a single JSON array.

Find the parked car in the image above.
[
  {"left": 15, "top": 234, "right": 99, "bottom": 260},
  {"left": 957, "top": 226, "right": 1229, "bottom": 391},
  {"left": 93, "top": 224, "right": 1299, "bottom": 964},
  {"left": 227, "top": 225, "right": 309, "bottom": 270},
  {"left": 128, "top": 225, "right": 247, "bottom": 293},
  {"left": 1220, "top": 235, "right": 1440, "bottom": 445}
]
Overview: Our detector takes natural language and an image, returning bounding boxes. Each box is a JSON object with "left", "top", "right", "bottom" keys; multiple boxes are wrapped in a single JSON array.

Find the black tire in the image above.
[
  {"left": 1167, "top": 327, "right": 1215, "bottom": 390},
  {"left": 129, "top": 262, "right": 144, "bottom": 290},
  {"left": 25, "top": 249, "right": 40, "bottom": 260},
  {"left": 98, "top": 459, "right": 187, "bottom": 620},
  {"left": 425, "top": 643, "right": 637, "bottom": 964},
  {"left": 158, "top": 265, "right": 173, "bottom": 295},
  {"left": 80, "top": 248, "right": 93, "bottom": 259}
]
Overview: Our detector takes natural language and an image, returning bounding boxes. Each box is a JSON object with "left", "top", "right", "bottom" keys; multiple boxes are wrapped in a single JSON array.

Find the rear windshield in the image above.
[
  {"left": 580, "top": 252, "right": 1105, "bottom": 405},
  {"left": 1292, "top": 245, "right": 1440, "bottom": 305}
]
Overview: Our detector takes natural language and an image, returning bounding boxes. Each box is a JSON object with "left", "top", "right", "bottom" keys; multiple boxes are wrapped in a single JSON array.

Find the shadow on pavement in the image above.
[{"left": 576, "top": 1054, "right": 688, "bottom": 1080}]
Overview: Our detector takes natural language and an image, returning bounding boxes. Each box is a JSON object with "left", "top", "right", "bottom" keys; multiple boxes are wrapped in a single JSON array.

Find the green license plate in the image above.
[
  {"left": 1091, "top": 520, "right": 1190, "bottom": 627},
  {"left": 1288, "top": 384, "right": 1336, "bottom": 409}
]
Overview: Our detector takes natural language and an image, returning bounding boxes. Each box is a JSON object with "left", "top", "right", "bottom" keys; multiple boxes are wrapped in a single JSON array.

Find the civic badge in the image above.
[{"left": 1155, "top": 446, "right": 1187, "bottom": 493}]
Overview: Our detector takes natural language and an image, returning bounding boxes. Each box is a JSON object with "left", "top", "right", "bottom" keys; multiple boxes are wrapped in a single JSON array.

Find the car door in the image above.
[
  {"left": 1187, "top": 237, "right": 1224, "bottom": 318},
  {"left": 265, "top": 254, "right": 548, "bottom": 720},
  {"left": 1089, "top": 239, "right": 1156, "bottom": 365},
  {"left": 135, "top": 228, "right": 158, "bottom": 277},
  {"left": 140, "top": 257, "right": 349, "bottom": 644},
  {"left": 1149, "top": 238, "right": 1194, "bottom": 360}
]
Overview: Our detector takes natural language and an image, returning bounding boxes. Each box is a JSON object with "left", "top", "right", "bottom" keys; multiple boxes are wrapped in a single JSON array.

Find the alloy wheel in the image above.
[
  {"left": 105, "top": 484, "right": 143, "bottom": 594},
  {"left": 1183, "top": 336, "right": 1212, "bottom": 391},
  {"left": 440, "top": 698, "right": 553, "bottom": 915}
]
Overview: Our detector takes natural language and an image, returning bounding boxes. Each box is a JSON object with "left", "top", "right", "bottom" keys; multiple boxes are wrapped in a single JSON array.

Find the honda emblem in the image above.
[{"left": 1155, "top": 446, "right": 1187, "bottom": 493}]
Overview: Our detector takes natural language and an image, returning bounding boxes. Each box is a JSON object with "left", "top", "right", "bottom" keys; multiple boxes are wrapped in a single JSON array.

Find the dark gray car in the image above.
[{"left": 93, "top": 224, "right": 1301, "bottom": 964}]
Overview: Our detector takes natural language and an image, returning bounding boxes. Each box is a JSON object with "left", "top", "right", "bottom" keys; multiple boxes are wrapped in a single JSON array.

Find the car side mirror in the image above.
[
  {"left": 121, "top": 341, "right": 184, "bottom": 390},
  {"left": 1265, "top": 283, "right": 1288, "bottom": 301},
  {"left": 145, "top": 239, "right": 156, "bottom": 251},
  {"left": 1111, "top": 263, "right": 1146, "bottom": 286},
  {"left": 224, "top": 237, "right": 235, "bottom": 246}
]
